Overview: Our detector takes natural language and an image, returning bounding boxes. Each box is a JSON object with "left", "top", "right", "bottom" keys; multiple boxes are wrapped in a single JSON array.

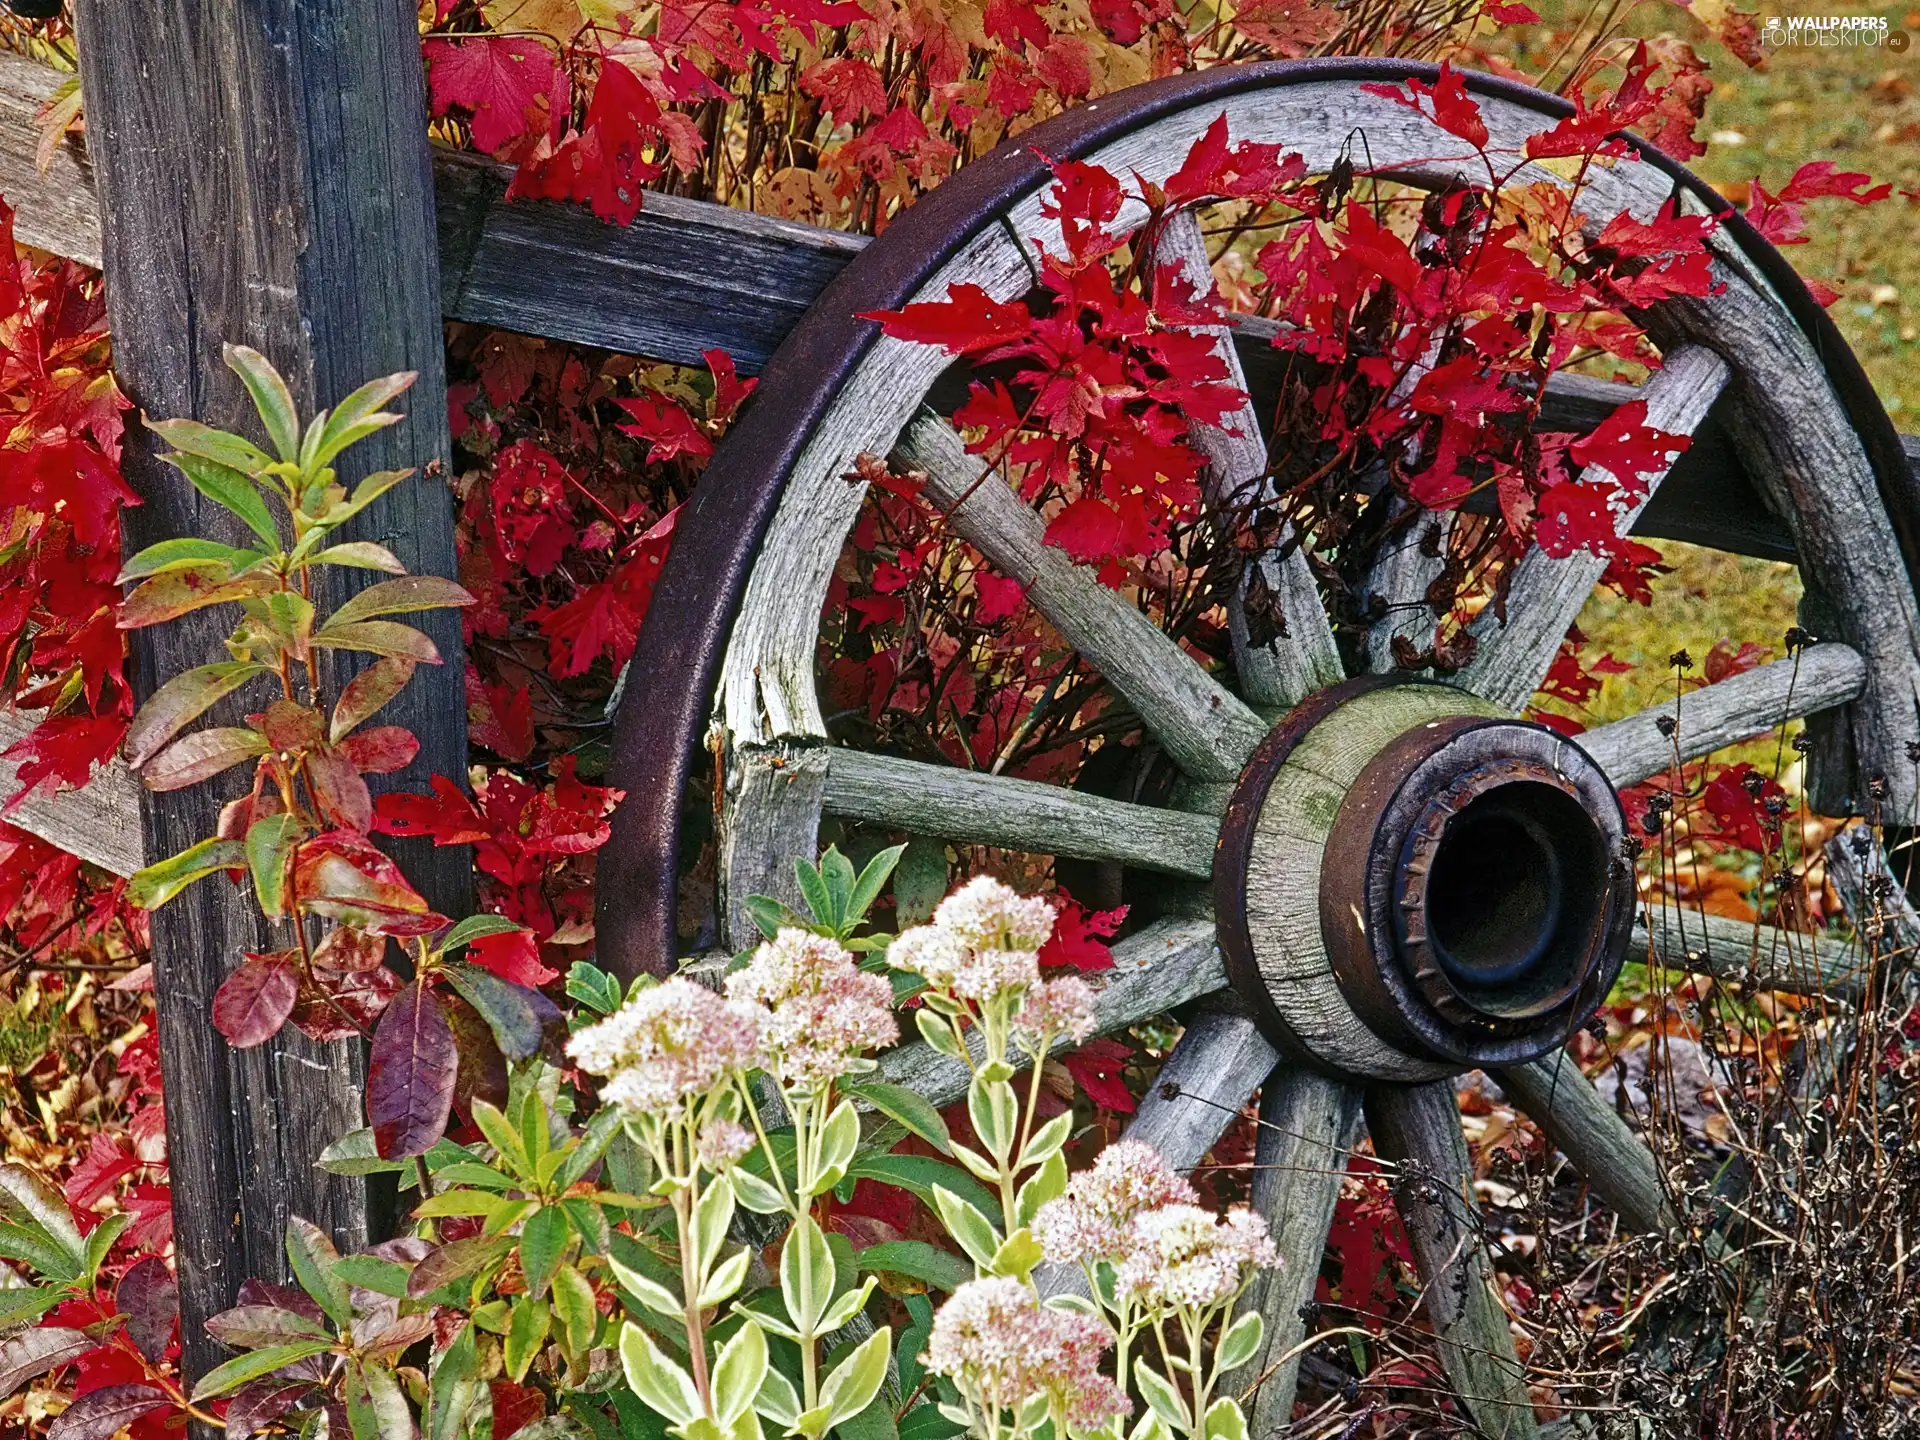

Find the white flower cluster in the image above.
[
  {"left": 927, "top": 1276, "right": 1129, "bottom": 1433},
  {"left": 565, "top": 977, "right": 763, "bottom": 1117},
  {"left": 887, "top": 876, "right": 1054, "bottom": 1005},
  {"left": 726, "top": 928, "right": 899, "bottom": 1092}
]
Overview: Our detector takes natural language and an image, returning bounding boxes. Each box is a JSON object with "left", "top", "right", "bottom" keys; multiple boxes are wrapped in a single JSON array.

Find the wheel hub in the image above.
[{"left": 1214, "top": 678, "right": 1634, "bottom": 1080}]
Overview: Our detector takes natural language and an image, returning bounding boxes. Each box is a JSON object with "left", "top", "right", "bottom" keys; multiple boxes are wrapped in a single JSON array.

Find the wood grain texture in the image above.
[
  {"left": 1635, "top": 904, "right": 1865, "bottom": 1000},
  {"left": 1453, "top": 346, "right": 1731, "bottom": 712},
  {"left": 1226, "top": 1068, "right": 1365, "bottom": 1434},
  {"left": 69, "top": 0, "right": 467, "bottom": 1387},
  {"left": 0, "top": 710, "right": 141, "bottom": 877},
  {"left": 1366, "top": 1082, "right": 1541, "bottom": 1440},
  {"left": 873, "top": 915, "right": 1225, "bottom": 1107},
  {"left": 897, "top": 413, "right": 1269, "bottom": 781},
  {"left": 718, "top": 741, "right": 828, "bottom": 948},
  {"left": 1492, "top": 1050, "right": 1676, "bottom": 1234},
  {"left": 821, "top": 748, "right": 1219, "bottom": 878},
  {"left": 1152, "top": 210, "right": 1342, "bottom": 712},
  {"left": 1577, "top": 643, "right": 1866, "bottom": 791},
  {"left": 1119, "top": 1006, "right": 1278, "bottom": 1173}
]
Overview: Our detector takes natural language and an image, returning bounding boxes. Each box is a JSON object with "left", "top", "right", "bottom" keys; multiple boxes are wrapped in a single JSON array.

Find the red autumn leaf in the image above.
[
  {"left": 64, "top": 1133, "right": 140, "bottom": 1210},
  {"left": 507, "top": 59, "right": 667, "bottom": 225},
  {"left": 469, "top": 927, "right": 561, "bottom": 988},
  {"left": 292, "top": 830, "right": 446, "bottom": 936},
  {"left": 425, "top": 36, "right": 560, "bottom": 156},
  {"left": 490, "top": 1380, "right": 547, "bottom": 1439},
  {"left": 306, "top": 749, "right": 375, "bottom": 833},
  {"left": 291, "top": 962, "right": 403, "bottom": 1042},
  {"left": 1040, "top": 896, "right": 1127, "bottom": 971},
  {"left": 1569, "top": 400, "right": 1689, "bottom": 491},
  {"left": 861, "top": 284, "right": 1031, "bottom": 354},
  {"left": 467, "top": 668, "right": 535, "bottom": 762},
  {"left": 115, "top": 1258, "right": 178, "bottom": 1365},
  {"left": 1780, "top": 160, "right": 1891, "bottom": 206},
  {"left": 1705, "top": 638, "right": 1768, "bottom": 683},
  {"left": 368, "top": 982, "right": 459, "bottom": 1158},
  {"left": 1163, "top": 114, "right": 1303, "bottom": 204},
  {"left": 1361, "top": 63, "right": 1488, "bottom": 149},
  {"left": 973, "top": 572, "right": 1026, "bottom": 625},
  {"left": 1044, "top": 495, "right": 1125, "bottom": 565},
  {"left": 614, "top": 393, "right": 712, "bottom": 462},
  {"left": 798, "top": 57, "right": 889, "bottom": 124},
  {"left": 1060, "top": 1037, "right": 1136, "bottom": 1112},
  {"left": 1339, "top": 202, "right": 1423, "bottom": 296},
  {"left": 1484, "top": 0, "right": 1539, "bottom": 18},
  {"left": 1535, "top": 481, "right": 1620, "bottom": 559},
  {"left": 339, "top": 726, "right": 421, "bottom": 775},
  {"left": 704, "top": 348, "right": 757, "bottom": 421},
  {"left": 537, "top": 507, "right": 679, "bottom": 677},
  {"left": 211, "top": 951, "right": 301, "bottom": 1048},
  {"left": 1701, "top": 762, "right": 1783, "bottom": 854}
]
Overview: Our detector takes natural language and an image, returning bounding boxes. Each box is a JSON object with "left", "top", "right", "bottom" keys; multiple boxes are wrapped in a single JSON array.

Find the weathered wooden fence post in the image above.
[{"left": 67, "top": 0, "right": 468, "bottom": 1383}]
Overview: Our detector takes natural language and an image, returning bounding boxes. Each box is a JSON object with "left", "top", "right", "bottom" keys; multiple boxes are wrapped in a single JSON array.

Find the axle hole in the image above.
[{"left": 1424, "top": 781, "right": 1606, "bottom": 1014}]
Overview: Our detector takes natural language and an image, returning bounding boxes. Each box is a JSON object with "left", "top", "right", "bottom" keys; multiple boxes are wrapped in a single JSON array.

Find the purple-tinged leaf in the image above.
[
  {"left": 446, "top": 993, "right": 509, "bottom": 1114},
  {"left": 126, "top": 837, "right": 246, "bottom": 911},
  {"left": 223, "top": 1378, "right": 316, "bottom": 1438},
  {"left": 306, "top": 749, "right": 374, "bottom": 831},
  {"left": 404, "top": 1235, "right": 515, "bottom": 1300},
  {"left": 331, "top": 658, "right": 416, "bottom": 742},
  {"left": 123, "top": 661, "right": 267, "bottom": 769},
  {"left": 205, "top": 1304, "right": 334, "bottom": 1350},
  {"left": 117, "top": 564, "right": 278, "bottom": 629},
  {"left": 438, "top": 959, "right": 564, "bottom": 1064},
  {"left": 329, "top": 576, "right": 474, "bottom": 627},
  {"left": 369, "top": 984, "right": 458, "bottom": 1159},
  {"left": 235, "top": 1278, "right": 327, "bottom": 1329},
  {"left": 46, "top": 1382, "right": 171, "bottom": 1440},
  {"left": 313, "top": 620, "right": 442, "bottom": 664},
  {"left": 211, "top": 952, "right": 300, "bottom": 1048},
  {"left": 0, "top": 1327, "right": 90, "bottom": 1399},
  {"left": 115, "top": 1256, "right": 177, "bottom": 1363},
  {"left": 141, "top": 726, "right": 270, "bottom": 792}
]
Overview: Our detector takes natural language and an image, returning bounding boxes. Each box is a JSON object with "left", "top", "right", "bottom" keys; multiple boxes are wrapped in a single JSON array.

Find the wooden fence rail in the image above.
[{"left": 0, "top": 45, "right": 1914, "bottom": 875}]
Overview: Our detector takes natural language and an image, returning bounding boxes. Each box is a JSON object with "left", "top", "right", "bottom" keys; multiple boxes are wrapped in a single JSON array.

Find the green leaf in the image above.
[
  {"left": 427, "top": 1322, "right": 480, "bottom": 1440},
  {"left": 519, "top": 1204, "right": 572, "bottom": 1300},
  {"left": 117, "top": 537, "right": 262, "bottom": 582},
  {"left": 226, "top": 345, "right": 302, "bottom": 463},
  {"left": 552, "top": 1263, "right": 598, "bottom": 1359},
  {"left": 205, "top": 1304, "right": 336, "bottom": 1349},
  {"left": 318, "top": 467, "right": 412, "bottom": 530},
  {"left": 80, "top": 1212, "right": 129, "bottom": 1285},
  {"left": 712, "top": 1318, "right": 768, "bottom": 1426},
  {"left": 742, "top": 894, "right": 806, "bottom": 941},
  {"left": 307, "top": 540, "right": 407, "bottom": 573},
  {"left": 316, "top": 1128, "right": 410, "bottom": 1176},
  {"left": 118, "top": 562, "right": 277, "bottom": 629},
  {"left": 809, "top": 1327, "right": 889, "bottom": 1438},
  {"left": 1202, "top": 1398, "right": 1248, "bottom": 1440},
  {"left": 755, "top": 1367, "right": 802, "bottom": 1428},
  {"left": 794, "top": 858, "right": 835, "bottom": 931},
  {"left": 845, "top": 843, "right": 907, "bottom": 929},
  {"left": 190, "top": 1340, "right": 336, "bottom": 1402},
  {"left": 314, "top": 619, "right": 440, "bottom": 663},
  {"left": 0, "top": 1283, "right": 64, "bottom": 1329},
  {"left": 246, "top": 814, "right": 302, "bottom": 918},
  {"left": 440, "top": 914, "right": 528, "bottom": 953},
  {"left": 841, "top": 1154, "right": 996, "bottom": 1221},
  {"left": 310, "top": 371, "right": 415, "bottom": 472},
  {"left": 126, "top": 837, "right": 245, "bottom": 910},
  {"left": 928, "top": 1189, "right": 999, "bottom": 1273},
  {"left": 157, "top": 447, "right": 279, "bottom": 545},
  {"left": 356, "top": 1358, "right": 415, "bottom": 1440},
  {"left": 123, "top": 660, "right": 268, "bottom": 770},
  {"left": 286, "top": 1215, "right": 352, "bottom": 1329},
  {"left": 150, "top": 416, "right": 275, "bottom": 477},
  {"left": 780, "top": 1215, "right": 836, "bottom": 1334},
  {"left": 441, "top": 958, "right": 561, "bottom": 1065},
  {"left": 331, "top": 576, "right": 474, "bottom": 627},
  {"left": 1016, "top": 1110, "right": 1073, "bottom": 1171},
  {"left": 967, "top": 1078, "right": 1016, "bottom": 1158},
  {"left": 1014, "top": 1151, "right": 1067, "bottom": 1230},
  {"left": 810, "top": 1100, "right": 858, "bottom": 1198},
  {"left": 854, "top": 1241, "right": 970, "bottom": 1294},
  {"left": 406, "top": 1235, "right": 516, "bottom": 1301},
  {"left": 469, "top": 1099, "right": 531, "bottom": 1175},
  {"left": 841, "top": 1081, "right": 950, "bottom": 1156},
  {"left": 730, "top": 1165, "right": 786, "bottom": 1215},
  {"left": 1134, "top": 1362, "right": 1188, "bottom": 1432},
  {"left": 620, "top": 1319, "right": 702, "bottom": 1427},
  {"left": 0, "top": 1164, "right": 86, "bottom": 1271},
  {"left": 564, "top": 959, "right": 624, "bottom": 1016},
  {"left": 334, "top": 1255, "right": 413, "bottom": 1299},
  {"left": 505, "top": 1296, "right": 551, "bottom": 1383},
  {"left": 819, "top": 847, "right": 857, "bottom": 932},
  {"left": 607, "top": 1253, "right": 684, "bottom": 1319},
  {"left": 698, "top": 1247, "right": 752, "bottom": 1309},
  {"left": 891, "top": 837, "right": 948, "bottom": 927},
  {"left": 986, "top": 1227, "right": 1042, "bottom": 1284},
  {"left": 1215, "top": 1310, "right": 1264, "bottom": 1373}
]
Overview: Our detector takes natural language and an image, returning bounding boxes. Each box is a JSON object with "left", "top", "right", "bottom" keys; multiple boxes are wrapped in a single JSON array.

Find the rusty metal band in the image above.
[
  {"left": 1210, "top": 674, "right": 1410, "bottom": 1070},
  {"left": 596, "top": 59, "right": 1912, "bottom": 981}
]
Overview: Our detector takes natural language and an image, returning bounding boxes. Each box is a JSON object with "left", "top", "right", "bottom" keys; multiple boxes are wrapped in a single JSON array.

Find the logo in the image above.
[{"left": 1760, "top": 13, "right": 1910, "bottom": 47}]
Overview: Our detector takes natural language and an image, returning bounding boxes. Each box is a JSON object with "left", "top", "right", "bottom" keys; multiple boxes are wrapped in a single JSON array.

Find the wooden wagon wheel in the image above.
[{"left": 600, "top": 60, "right": 1920, "bottom": 1437}]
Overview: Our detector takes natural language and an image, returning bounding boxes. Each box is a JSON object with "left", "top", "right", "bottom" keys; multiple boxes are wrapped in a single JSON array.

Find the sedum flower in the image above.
[
  {"left": 933, "top": 876, "right": 1056, "bottom": 953},
  {"left": 727, "top": 927, "right": 899, "bottom": 1091},
  {"left": 1116, "top": 1202, "right": 1277, "bottom": 1310},
  {"left": 1015, "top": 975, "right": 1097, "bottom": 1049},
  {"left": 568, "top": 976, "right": 762, "bottom": 1117},
  {"left": 927, "top": 1276, "right": 1129, "bottom": 1433},
  {"left": 1033, "top": 1138, "right": 1198, "bottom": 1268},
  {"left": 695, "top": 1118, "right": 755, "bottom": 1172}
]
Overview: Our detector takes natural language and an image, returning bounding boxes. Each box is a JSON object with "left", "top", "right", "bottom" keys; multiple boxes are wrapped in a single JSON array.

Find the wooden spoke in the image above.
[
  {"left": 894, "top": 413, "right": 1268, "bottom": 781},
  {"left": 1364, "top": 506, "right": 1453, "bottom": 675},
  {"left": 1121, "top": 1007, "right": 1279, "bottom": 1173},
  {"left": 873, "top": 915, "right": 1225, "bottom": 1107},
  {"left": 1636, "top": 904, "right": 1866, "bottom": 1000},
  {"left": 1453, "top": 345, "right": 1733, "bottom": 712},
  {"left": 1151, "top": 210, "right": 1343, "bottom": 712},
  {"left": 1225, "top": 1068, "right": 1365, "bottom": 1435},
  {"left": 820, "top": 749, "right": 1218, "bottom": 877},
  {"left": 1578, "top": 642, "right": 1867, "bottom": 791},
  {"left": 1492, "top": 1051, "right": 1677, "bottom": 1235},
  {"left": 1366, "top": 1082, "right": 1542, "bottom": 1440}
]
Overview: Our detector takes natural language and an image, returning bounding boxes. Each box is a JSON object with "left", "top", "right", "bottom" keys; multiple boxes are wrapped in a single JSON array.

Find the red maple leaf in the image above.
[
  {"left": 614, "top": 393, "right": 713, "bottom": 462},
  {"left": 1061, "top": 1036, "right": 1136, "bottom": 1112},
  {"left": 1040, "top": 896, "right": 1127, "bottom": 971},
  {"left": 799, "top": 57, "right": 889, "bottom": 123},
  {"left": 1361, "top": 63, "right": 1488, "bottom": 149},
  {"left": 425, "top": 36, "right": 561, "bottom": 156},
  {"left": 861, "top": 283, "right": 1031, "bottom": 353}
]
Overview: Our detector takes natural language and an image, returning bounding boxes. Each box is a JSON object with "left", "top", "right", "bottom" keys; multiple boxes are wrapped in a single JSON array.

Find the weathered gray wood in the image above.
[
  {"left": 0, "top": 53, "right": 99, "bottom": 271},
  {"left": 1653, "top": 274, "right": 1920, "bottom": 822},
  {"left": 719, "top": 741, "right": 829, "bottom": 949},
  {"left": 1152, "top": 210, "right": 1342, "bottom": 712},
  {"left": 1364, "top": 505, "right": 1452, "bottom": 675},
  {"left": 896, "top": 413, "right": 1268, "bottom": 782},
  {"left": 1578, "top": 643, "right": 1866, "bottom": 791},
  {"left": 1366, "top": 1082, "right": 1541, "bottom": 1440},
  {"left": 1120, "top": 1007, "right": 1279, "bottom": 1173},
  {"left": 820, "top": 748, "right": 1219, "bottom": 878},
  {"left": 1492, "top": 1051, "right": 1676, "bottom": 1235},
  {"left": 1454, "top": 346, "right": 1731, "bottom": 712},
  {"left": 1227, "top": 1068, "right": 1365, "bottom": 1433},
  {"left": 874, "top": 914, "right": 1225, "bottom": 1107},
  {"left": 69, "top": 0, "right": 468, "bottom": 1390},
  {"left": 0, "top": 710, "right": 141, "bottom": 878},
  {"left": 1635, "top": 905, "right": 1865, "bottom": 1001}
]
